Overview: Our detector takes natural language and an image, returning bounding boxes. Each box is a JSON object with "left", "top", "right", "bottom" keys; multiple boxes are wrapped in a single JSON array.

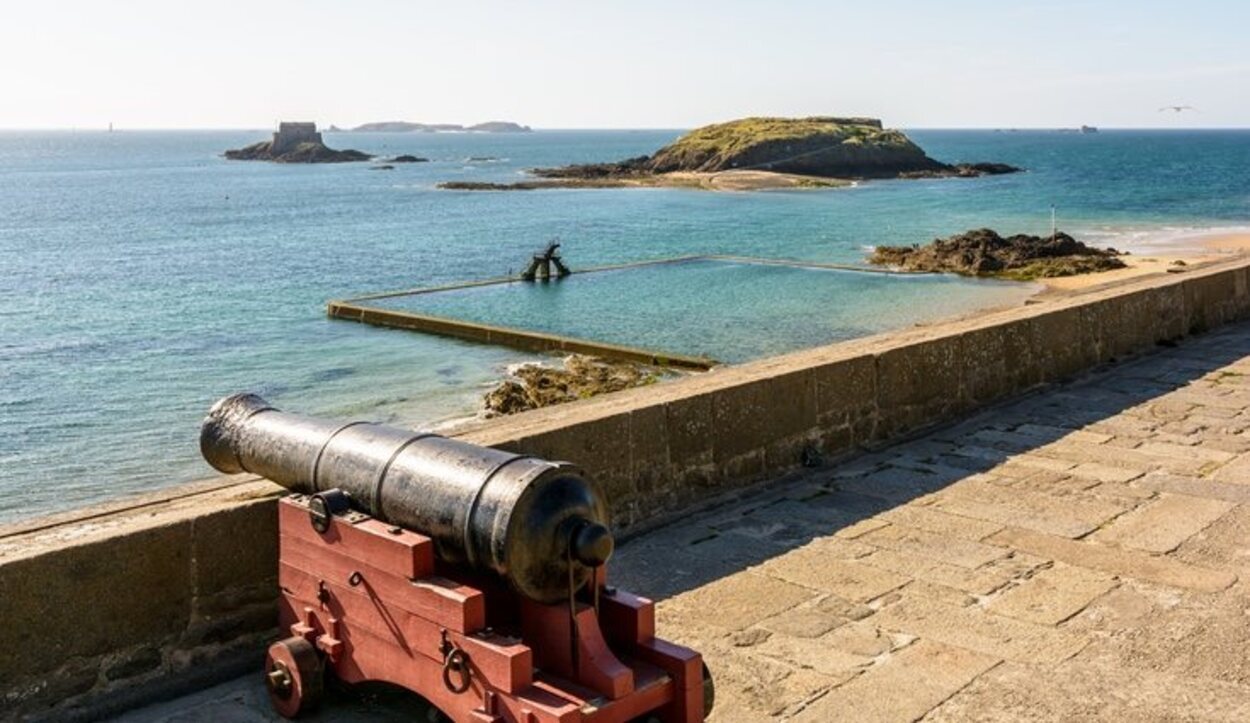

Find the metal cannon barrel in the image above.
[{"left": 200, "top": 393, "right": 612, "bottom": 604}]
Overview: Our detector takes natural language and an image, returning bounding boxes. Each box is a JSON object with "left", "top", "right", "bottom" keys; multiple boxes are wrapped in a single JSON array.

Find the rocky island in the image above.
[
  {"left": 440, "top": 116, "right": 1019, "bottom": 191},
  {"left": 224, "top": 122, "right": 371, "bottom": 163},
  {"left": 349, "top": 120, "right": 531, "bottom": 133},
  {"left": 868, "top": 228, "right": 1127, "bottom": 280}
]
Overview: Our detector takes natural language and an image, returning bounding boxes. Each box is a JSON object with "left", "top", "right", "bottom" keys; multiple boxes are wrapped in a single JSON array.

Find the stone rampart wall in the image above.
[{"left": 3, "top": 258, "right": 1247, "bottom": 720}]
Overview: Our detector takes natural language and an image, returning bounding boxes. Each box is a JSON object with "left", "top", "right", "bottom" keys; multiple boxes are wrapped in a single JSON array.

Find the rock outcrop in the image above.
[
  {"left": 483, "top": 355, "right": 663, "bottom": 416},
  {"left": 533, "top": 117, "right": 1019, "bottom": 181},
  {"left": 466, "top": 121, "right": 531, "bottom": 133},
  {"left": 900, "top": 162, "right": 1022, "bottom": 179},
  {"left": 868, "top": 228, "right": 1127, "bottom": 280},
  {"left": 349, "top": 120, "right": 531, "bottom": 133},
  {"left": 390, "top": 155, "right": 429, "bottom": 163},
  {"left": 224, "top": 122, "right": 371, "bottom": 163}
]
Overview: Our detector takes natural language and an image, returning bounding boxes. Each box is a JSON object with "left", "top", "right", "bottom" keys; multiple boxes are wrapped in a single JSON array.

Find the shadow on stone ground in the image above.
[
  {"left": 610, "top": 327, "right": 1250, "bottom": 600},
  {"left": 114, "top": 323, "right": 1250, "bottom": 721},
  {"left": 113, "top": 676, "right": 438, "bottom": 722}
]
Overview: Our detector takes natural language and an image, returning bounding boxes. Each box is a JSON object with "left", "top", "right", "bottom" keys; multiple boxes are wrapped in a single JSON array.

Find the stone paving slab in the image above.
[
  {"left": 924, "top": 660, "right": 1250, "bottom": 722},
  {"left": 983, "top": 562, "right": 1117, "bottom": 625},
  {"left": 788, "top": 640, "right": 999, "bottom": 723},
  {"left": 114, "top": 323, "right": 1250, "bottom": 721},
  {"left": 1088, "top": 492, "right": 1236, "bottom": 552},
  {"left": 988, "top": 526, "right": 1237, "bottom": 592}
]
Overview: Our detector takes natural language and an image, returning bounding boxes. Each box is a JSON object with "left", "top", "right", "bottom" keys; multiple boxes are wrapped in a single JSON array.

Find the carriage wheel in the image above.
[
  {"left": 264, "top": 637, "right": 325, "bottom": 718},
  {"left": 702, "top": 661, "right": 715, "bottom": 717}
]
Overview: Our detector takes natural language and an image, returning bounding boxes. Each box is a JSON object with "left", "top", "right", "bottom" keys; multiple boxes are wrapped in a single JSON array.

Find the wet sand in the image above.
[
  {"left": 439, "top": 169, "right": 850, "bottom": 192},
  {"left": 1039, "top": 232, "right": 1250, "bottom": 294}
]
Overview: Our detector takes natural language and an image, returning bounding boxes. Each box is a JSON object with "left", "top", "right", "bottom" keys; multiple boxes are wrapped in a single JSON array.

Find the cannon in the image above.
[{"left": 201, "top": 394, "right": 711, "bottom": 722}]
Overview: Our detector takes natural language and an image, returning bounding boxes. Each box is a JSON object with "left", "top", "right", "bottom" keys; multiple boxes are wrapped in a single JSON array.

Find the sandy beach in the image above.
[{"left": 1039, "top": 231, "right": 1250, "bottom": 293}]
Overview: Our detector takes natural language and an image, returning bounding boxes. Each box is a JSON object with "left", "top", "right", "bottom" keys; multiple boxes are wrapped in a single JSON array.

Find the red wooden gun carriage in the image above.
[{"left": 202, "top": 394, "right": 712, "bottom": 722}]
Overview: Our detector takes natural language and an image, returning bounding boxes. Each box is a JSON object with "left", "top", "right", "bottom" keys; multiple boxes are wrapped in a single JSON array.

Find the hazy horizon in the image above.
[{"left": 3, "top": 0, "right": 1247, "bottom": 130}]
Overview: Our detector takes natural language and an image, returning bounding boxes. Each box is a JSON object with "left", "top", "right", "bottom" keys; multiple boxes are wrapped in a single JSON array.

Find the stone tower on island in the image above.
[
  {"left": 269, "top": 122, "right": 322, "bottom": 155},
  {"left": 224, "top": 121, "right": 371, "bottom": 163}
]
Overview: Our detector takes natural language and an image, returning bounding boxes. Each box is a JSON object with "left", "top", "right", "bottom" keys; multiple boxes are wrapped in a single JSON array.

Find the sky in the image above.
[{"left": 1, "top": 0, "right": 1247, "bottom": 130}]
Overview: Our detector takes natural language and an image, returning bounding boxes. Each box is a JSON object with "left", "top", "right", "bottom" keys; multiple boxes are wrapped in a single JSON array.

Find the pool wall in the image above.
[
  {"left": 326, "top": 254, "right": 918, "bottom": 370},
  {"left": 3, "top": 255, "right": 1249, "bottom": 720}
]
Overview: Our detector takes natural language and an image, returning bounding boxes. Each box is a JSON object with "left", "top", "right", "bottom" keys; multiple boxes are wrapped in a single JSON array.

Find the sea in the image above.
[{"left": 2, "top": 128, "right": 1249, "bottom": 523}]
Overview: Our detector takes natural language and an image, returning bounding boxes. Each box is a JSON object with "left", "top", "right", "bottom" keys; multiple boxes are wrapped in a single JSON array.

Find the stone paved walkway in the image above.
[
  {"left": 117, "top": 323, "right": 1250, "bottom": 722},
  {"left": 617, "top": 322, "right": 1250, "bottom": 721}
]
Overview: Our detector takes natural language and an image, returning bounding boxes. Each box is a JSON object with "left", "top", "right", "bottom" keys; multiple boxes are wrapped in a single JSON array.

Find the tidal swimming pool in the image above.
[{"left": 364, "top": 258, "right": 1038, "bottom": 363}]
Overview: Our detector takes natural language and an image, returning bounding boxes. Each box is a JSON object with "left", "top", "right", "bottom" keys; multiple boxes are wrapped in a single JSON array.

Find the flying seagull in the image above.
[{"left": 1158, "top": 105, "right": 1199, "bottom": 113}]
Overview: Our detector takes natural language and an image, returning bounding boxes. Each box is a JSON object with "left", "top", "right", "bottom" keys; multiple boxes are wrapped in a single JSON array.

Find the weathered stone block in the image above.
[
  {"left": 1152, "top": 283, "right": 1189, "bottom": 342},
  {"left": 517, "top": 414, "right": 632, "bottom": 485},
  {"left": 627, "top": 402, "right": 669, "bottom": 498},
  {"left": 988, "top": 527, "right": 1237, "bottom": 592},
  {"left": 3, "top": 655, "right": 100, "bottom": 717},
  {"left": 1090, "top": 285, "right": 1187, "bottom": 360},
  {"left": 1185, "top": 270, "right": 1239, "bottom": 334},
  {"left": 985, "top": 563, "right": 1116, "bottom": 626},
  {"left": 718, "top": 447, "right": 768, "bottom": 483},
  {"left": 663, "top": 392, "right": 715, "bottom": 473},
  {"left": 872, "top": 594, "right": 1088, "bottom": 664},
  {"left": 790, "top": 639, "right": 1000, "bottom": 723},
  {"left": 1076, "top": 296, "right": 1111, "bottom": 363},
  {"left": 1233, "top": 267, "right": 1250, "bottom": 318},
  {"left": 190, "top": 498, "right": 277, "bottom": 607},
  {"left": 874, "top": 335, "right": 965, "bottom": 438},
  {"left": 0, "top": 522, "right": 193, "bottom": 681},
  {"left": 960, "top": 317, "right": 1040, "bottom": 406},
  {"left": 181, "top": 601, "right": 276, "bottom": 649},
  {"left": 712, "top": 369, "right": 816, "bottom": 464},
  {"left": 816, "top": 423, "right": 855, "bottom": 457},
  {"left": 103, "top": 645, "right": 163, "bottom": 682},
  {"left": 1088, "top": 492, "right": 1234, "bottom": 553},
  {"left": 812, "top": 354, "right": 876, "bottom": 429},
  {"left": 1031, "top": 305, "right": 1094, "bottom": 382}
]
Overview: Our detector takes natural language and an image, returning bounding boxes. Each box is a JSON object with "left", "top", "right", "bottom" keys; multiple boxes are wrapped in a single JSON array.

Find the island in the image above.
[
  {"left": 437, "top": 116, "right": 1019, "bottom": 191},
  {"left": 348, "top": 120, "right": 531, "bottom": 133},
  {"left": 224, "top": 122, "right": 372, "bottom": 163},
  {"left": 868, "top": 228, "right": 1126, "bottom": 280},
  {"left": 467, "top": 121, "right": 532, "bottom": 133}
]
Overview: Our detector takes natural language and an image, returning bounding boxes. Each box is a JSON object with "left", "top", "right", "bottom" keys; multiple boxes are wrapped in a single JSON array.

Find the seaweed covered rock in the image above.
[
  {"left": 869, "top": 228, "right": 1127, "bottom": 280},
  {"left": 533, "top": 156, "right": 653, "bottom": 179},
  {"left": 483, "top": 355, "right": 663, "bottom": 416}
]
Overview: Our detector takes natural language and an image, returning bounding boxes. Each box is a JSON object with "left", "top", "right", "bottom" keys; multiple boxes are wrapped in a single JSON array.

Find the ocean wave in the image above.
[{"left": 1074, "top": 224, "right": 1250, "bottom": 253}]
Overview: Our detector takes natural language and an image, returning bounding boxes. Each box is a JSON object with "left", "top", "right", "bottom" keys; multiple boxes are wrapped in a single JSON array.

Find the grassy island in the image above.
[{"left": 438, "top": 116, "right": 1019, "bottom": 191}]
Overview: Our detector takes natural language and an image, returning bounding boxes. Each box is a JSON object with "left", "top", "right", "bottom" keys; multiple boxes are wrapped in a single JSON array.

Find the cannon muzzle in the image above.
[{"left": 201, "top": 393, "right": 612, "bottom": 603}]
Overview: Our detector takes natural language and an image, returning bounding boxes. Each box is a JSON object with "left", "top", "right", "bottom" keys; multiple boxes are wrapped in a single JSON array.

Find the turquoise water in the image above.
[
  {"left": 373, "top": 259, "right": 1036, "bottom": 363},
  {"left": 2, "top": 129, "right": 1249, "bottom": 522}
]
